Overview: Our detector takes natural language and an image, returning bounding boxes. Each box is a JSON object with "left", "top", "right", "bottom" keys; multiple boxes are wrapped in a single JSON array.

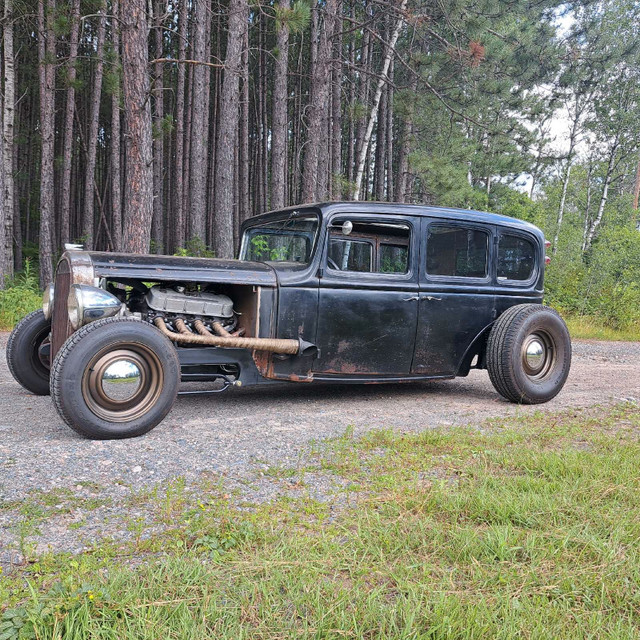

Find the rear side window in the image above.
[
  {"left": 427, "top": 225, "right": 488, "bottom": 278},
  {"left": 328, "top": 239, "right": 372, "bottom": 272},
  {"left": 498, "top": 234, "right": 536, "bottom": 281},
  {"left": 327, "top": 220, "right": 410, "bottom": 274}
]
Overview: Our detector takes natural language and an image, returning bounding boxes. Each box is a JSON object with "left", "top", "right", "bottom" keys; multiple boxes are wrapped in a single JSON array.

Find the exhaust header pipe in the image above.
[{"left": 153, "top": 317, "right": 317, "bottom": 357}]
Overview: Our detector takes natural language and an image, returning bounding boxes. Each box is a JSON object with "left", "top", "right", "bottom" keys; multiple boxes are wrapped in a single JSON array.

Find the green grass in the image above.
[
  {"left": 2, "top": 404, "right": 640, "bottom": 638},
  {"left": 0, "top": 260, "right": 41, "bottom": 331},
  {"left": 564, "top": 314, "right": 640, "bottom": 341}
]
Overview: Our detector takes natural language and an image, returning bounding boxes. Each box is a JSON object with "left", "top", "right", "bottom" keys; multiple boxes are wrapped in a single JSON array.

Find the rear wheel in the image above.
[
  {"left": 50, "top": 317, "right": 180, "bottom": 439},
  {"left": 6, "top": 309, "right": 51, "bottom": 396},
  {"left": 487, "top": 304, "right": 571, "bottom": 404}
]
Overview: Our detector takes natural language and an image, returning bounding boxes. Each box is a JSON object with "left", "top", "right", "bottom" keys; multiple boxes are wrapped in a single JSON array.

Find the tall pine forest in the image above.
[{"left": 1, "top": 0, "right": 640, "bottom": 330}]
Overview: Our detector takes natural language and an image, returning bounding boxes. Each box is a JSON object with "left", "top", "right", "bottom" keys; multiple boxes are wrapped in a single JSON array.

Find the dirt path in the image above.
[{"left": 1, "top": 334, "right": 638, "bottom": 557}]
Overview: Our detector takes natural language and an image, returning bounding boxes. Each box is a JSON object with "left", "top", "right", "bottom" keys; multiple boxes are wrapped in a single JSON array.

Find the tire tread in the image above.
[
  {"left": 7, "top": 309, "right": 51, "bottom": 395},
  {"left": 487, "top": 304, "right": 568, "bottom": 404}
]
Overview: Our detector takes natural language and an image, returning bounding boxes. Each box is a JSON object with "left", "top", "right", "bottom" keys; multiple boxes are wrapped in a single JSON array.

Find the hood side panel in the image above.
[{"left": 88, "top": 252, "right": 277, "bottom": 286}]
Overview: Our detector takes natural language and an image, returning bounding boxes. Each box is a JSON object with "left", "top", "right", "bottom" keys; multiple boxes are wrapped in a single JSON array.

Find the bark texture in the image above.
[
  {"left": 38, "top": 0, "right": 56, "bottom": 285},
  {"left": 82, "top": 6, "right": 106, "bottom": 250},
  {"left": 121, "top": 0, "right": 154, "bottom": 254},
  {"left": 213, "top": 0, "right": 247, "bottom": 259},
  {"left": 3, "top": 0, "right": 15, "bottom": 277},
  {"left": 270, "top": 0, "right": 290, "bottom": 211}
]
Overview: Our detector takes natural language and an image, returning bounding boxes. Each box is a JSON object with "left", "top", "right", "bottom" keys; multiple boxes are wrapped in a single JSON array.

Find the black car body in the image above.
[{"left": 8, "top": 202, "right": 571, "bottom": 439}]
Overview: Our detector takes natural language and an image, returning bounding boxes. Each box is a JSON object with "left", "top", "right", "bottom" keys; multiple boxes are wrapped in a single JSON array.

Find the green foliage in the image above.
[
  {"left": 248, "top": 235, "right": 291, "bottom": 261},
  {"left": 173, "top": 238, "right": 215, "bottom": 258},
  {"left": 489, "top": 187, "right": 544, "bottom": 225},
  {"left": 0, "top": 260, "right": 42, "bottom": 331},
  {"left": 274, "top": 1, "right": 311, "bottom": 34},
  {"left": 543, "top": 225, "right": 640, "bottom": 331}
]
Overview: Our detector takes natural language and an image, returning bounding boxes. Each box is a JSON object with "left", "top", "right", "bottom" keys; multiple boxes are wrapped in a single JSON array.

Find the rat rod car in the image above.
[{"left": 7, "top": 202, "right": 571, "bottom": 439}]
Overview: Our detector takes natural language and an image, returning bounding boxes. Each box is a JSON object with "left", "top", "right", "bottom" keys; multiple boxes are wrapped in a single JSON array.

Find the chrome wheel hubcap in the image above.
[
  {"left": 82, "top": 345, "right": 164, "bottom": 422},
  {"left": 101, "top": 359, "right": 142, "bottom": 402},
  {"left": 521, "top": 332, "right": 555, "bottom": 379}
]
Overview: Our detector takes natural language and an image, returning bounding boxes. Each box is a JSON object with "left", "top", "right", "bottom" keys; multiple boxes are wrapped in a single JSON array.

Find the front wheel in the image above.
[
  {"left": 6, "top": 309, "right": 52, "bottom": 395},
  {"left": 486, "top": 304, "right": 571, "bottom": 404},
  {"left": 50, "top": 317, "right": 180, "bottom": 439}
]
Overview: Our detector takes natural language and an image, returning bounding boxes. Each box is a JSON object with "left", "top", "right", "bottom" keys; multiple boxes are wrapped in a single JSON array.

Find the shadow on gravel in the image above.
[{"left": 174, "top": 375, "right": 503, "bottom": 407}]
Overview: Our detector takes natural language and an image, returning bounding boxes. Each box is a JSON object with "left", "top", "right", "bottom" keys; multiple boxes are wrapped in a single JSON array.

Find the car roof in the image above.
[{"left": 247, "top": 201, "right": 544, "bottom": 238}]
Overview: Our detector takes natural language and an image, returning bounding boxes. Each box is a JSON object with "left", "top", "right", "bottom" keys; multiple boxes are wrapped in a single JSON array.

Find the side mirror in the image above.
[{"left": 341, "top": 221, "right": 353, "bottom": 236}]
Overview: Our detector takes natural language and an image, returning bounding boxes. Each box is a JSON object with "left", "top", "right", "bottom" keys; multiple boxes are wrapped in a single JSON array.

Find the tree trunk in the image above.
[
  {"left": 584, "top": 143, "right": 618, "bottom": 252},
  {"left": 152, "top": 0, "right": 164, "bottom": 252},
  {"left": 353, "top": 21, "right": 371, "bottom": 192},
  {"left": 0, "top": 86, "right": 5, "bottom": 287},
  {"left": 374, "top": 83, "right": 387, "bottom": 201},
  {"left": 330, "top": 0, "right": 342, "bottom": 199},
  {"left": 3, "top": 0, "right": 15, "bottom": 278},
  {"left": 352, "top": 0, "right": 406, "bottom": 200},
  {"left": 260, "top": 19, "right": 269, "bottom": 212},
  {"left": 552, "top": 103, "right": 581, "bottom": 255},
  {"left": 121, "top": 0, "right": 154, "bottom": 254},
  {"left": 238, "top": 12, "right": 250, "bottom": 225},
  {"left": 38, "top": 0, "right": 56, "bottom": 285},
  {"left": 396, "top": 77, "right": 416, "bottom": 202},
  {"left": 270, "top": 0, "right": 290, "bottom": 211},
  {"left": 581, "top": 161, "right": 594, "bottom": 253},
  {"left": 110, "top": 0, "right": 122, "bottom": 251},
  {"left": 213, "top": 0, "right": 247, "bottom": 259},
  {"left": 346, "top": 8, "right": 355, "bottom": 187},
  {"left": 552, "top": 162, "right": 572, "bottom": 256},
  {"left": 385, "top": 57, "right": 394, "bottom": 201},
  {"left": 59, "top": 0, "right": 80, "bottom": 250},
  {"left": 172, "top": 0, "right": 187, "bottom": 250},
  {"left": 302, "top": 0, "right": 337, "bottom": 202},
  {"left": 188, "top": 0, "right": 210, "bottom": 244},
  {"left": 82, "top": 6, "right": 106, "bottom": 250},
  {"left": 12, "top": 131, "right": 21, "bottom": 269},
  {"left": 632, "top": 153, "right": 640, "bottom": 214}
]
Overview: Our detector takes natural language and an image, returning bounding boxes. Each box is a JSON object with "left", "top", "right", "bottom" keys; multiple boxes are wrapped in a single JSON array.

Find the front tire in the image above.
[
  {"left": 487, "top": 304, "right": 571, "bottom": 404},
  {"left": 50, "top": 317, "right": 180, "bottom": 439},
  {"left": 6, "top": 309, "right": 52, "bottom": 396}
]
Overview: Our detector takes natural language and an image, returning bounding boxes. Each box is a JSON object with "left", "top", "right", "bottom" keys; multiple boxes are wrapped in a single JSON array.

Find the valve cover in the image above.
[{"left": 145, "top": 287, "right": 234, "bottom": 318}]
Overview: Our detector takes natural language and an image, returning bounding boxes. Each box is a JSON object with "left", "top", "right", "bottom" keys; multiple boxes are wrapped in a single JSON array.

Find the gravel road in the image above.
[{"left": 1, "top": 333, "right": 639, "bottom": 560}]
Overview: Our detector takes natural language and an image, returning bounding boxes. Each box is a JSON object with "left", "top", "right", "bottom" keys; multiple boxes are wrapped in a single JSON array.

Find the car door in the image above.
[
  {"left": 313, "top": 214, "right": 420, "bottom": 376},
  {"left": 411, "top": 218, "right": 496, "bottom": 377}
]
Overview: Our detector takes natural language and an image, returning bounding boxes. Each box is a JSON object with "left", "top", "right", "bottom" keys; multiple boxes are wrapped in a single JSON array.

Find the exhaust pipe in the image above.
[{"left": 154, "top": 317, "right": 316, "bottom": 356}]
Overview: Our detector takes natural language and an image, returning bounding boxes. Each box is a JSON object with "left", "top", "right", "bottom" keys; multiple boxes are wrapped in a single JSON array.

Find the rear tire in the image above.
[
  {"left": 6, "top": 310, "right": 51, "bottom": 396},
  {"left": 50, "top": 317, "right": 180, "bottom": 439},
  {"left": 487, "top": 304, "right": 571, "bottom": 404}
]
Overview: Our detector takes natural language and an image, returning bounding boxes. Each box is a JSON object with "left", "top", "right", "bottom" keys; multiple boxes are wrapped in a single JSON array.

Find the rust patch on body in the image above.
[{"left": 252, "top": 350, "right": 314, "bottom": 382}]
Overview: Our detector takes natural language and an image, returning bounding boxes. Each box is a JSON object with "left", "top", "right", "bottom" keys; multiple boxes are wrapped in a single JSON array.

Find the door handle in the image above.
[
  {"left": 403, "top": 295, "right": 419, "bottom": 302},
  {"left": 420, "top": 296, "right": 442, "bottom": 302}
]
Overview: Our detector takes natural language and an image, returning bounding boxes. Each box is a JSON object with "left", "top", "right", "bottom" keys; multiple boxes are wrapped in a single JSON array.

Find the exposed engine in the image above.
[{"left": 142, "top": 286, "right": 237, "bottom": 333}]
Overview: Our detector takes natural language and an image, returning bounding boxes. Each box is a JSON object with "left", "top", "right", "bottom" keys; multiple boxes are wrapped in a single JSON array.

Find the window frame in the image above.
[
  {"left": 424, "top": 220, "right": 493, "bottom": 284},
  {"left": 239, "top": 211, "right": 321, "bottom": 265},
  {"left": 495, "top": 229, "right": 540, "bottom": 287},
  {"left": 323, "top": 214, "right": 416, "bottom": 282}
]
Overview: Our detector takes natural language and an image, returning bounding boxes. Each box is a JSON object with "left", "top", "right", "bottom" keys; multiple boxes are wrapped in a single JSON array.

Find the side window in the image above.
[
  {"left": 380, "top": 244, "right": 408, "bottom": 274},
  {"left": 328, "top": 238, "right": 372, "bottom": 272},
  {"left": 427, "top": 225, "right": 489, "bottom": 278},
  {"left": 327, "top": 221, "right": 411, "bottom": 274},
  {"left": 498, "top": 234, "right": 536, "bottom": 281}
]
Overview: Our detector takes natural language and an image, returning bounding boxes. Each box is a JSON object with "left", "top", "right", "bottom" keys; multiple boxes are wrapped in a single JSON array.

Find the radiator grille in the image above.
[{"left": 51, "top": 259, "right": 73, "bottom": 357}]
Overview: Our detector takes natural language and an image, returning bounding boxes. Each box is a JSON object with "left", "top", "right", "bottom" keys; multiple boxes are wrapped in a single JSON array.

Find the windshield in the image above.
[{"left": 239, "top": 214, "right": 319, "bottom": 264}]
